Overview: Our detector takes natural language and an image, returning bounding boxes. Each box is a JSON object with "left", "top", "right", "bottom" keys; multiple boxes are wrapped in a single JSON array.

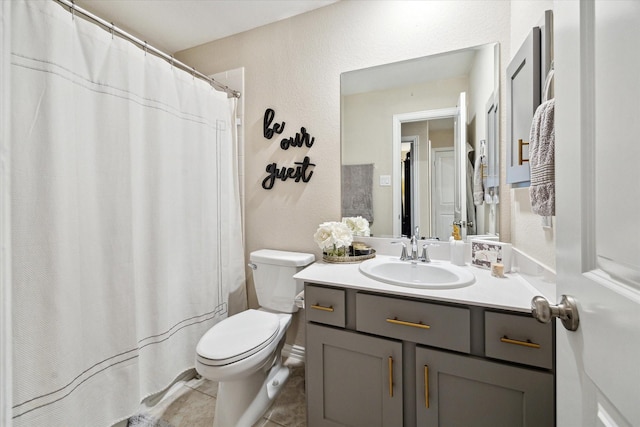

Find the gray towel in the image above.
[
  {"left": 341, "top": 164, "right": 374, "bottom": 223},
  {"left": 529, "top": 99, "right": 555, "bottom": 216}
]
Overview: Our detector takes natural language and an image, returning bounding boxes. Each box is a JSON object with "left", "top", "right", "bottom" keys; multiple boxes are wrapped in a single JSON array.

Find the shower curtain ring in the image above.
[
  {"left": 110, "top": 23, "right": 115, "bottom": 39},
  {"left": 144, "top": 42, "right": 148, "bottom": 56}
]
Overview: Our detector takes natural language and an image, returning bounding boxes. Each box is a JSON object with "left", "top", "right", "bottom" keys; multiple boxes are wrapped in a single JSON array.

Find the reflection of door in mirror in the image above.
[
  {"left": 454, "top": 91, "right": 468, "bottom": 240},
  {"left": 401, "top": 119, "right": 455, "bottom": 241},
  {"left": 432, "top": 148, "right": 454, "bottom": 241},
  {"left": 392, "top": 108, "right": 458, "bottom": 238}
]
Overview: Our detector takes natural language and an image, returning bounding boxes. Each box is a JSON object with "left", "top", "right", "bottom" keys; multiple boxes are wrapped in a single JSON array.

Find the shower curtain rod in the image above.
[{"left": 54, "top": 0, "right": 241, "bottom": 99}]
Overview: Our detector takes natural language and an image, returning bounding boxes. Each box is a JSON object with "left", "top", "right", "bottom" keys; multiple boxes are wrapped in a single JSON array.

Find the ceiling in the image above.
[
  {"left": 341, "top": 47, "right": 478, "bottom": 96},
  {"left": 74, "top": 0, "right": 338, "bottom": 54}
]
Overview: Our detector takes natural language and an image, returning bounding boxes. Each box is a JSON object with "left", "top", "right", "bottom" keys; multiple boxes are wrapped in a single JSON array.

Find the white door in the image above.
[
  {"left": 431, "top": 148, "right": 454, "bottom": 241},
  {"left": 555, "top": 2, "right": 640, "bottom": 426},
  {"left": 453, "top": 92, "right": 467, "bottom": 239}
]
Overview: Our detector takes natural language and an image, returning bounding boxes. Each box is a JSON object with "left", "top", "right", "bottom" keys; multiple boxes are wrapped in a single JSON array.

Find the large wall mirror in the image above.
[{"left": 341, "top": 43, "right": 500, "bottom": 240}]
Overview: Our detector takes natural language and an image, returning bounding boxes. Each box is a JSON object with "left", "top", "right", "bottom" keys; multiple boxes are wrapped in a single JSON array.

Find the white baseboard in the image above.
[{"left": 282, "top": 344, "right": 305, "bottom": 364}]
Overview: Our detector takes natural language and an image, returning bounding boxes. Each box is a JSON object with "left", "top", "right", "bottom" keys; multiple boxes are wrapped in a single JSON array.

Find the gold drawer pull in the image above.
[
  {"left": 518, "top": 139, "right": 530, "bottom": 165},
  {"left": 388, "top": 356, "right": 394, "bottom": 397},
  {"left": 424, "top": 365, "right": 430, "bottom": 408},
  {"left": 386, "top": 317, "right": 431, "bottom": 329},
  {"left": 310, "top": 304, "right": 334, "bottom": 312},
  {"left": 500, "top": 335, "right": 541, "bottom": 349}
]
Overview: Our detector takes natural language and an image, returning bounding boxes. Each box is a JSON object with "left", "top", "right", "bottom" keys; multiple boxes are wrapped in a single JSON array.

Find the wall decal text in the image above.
[
  {"left": 261, "top": 156, "right": 316, "bottom": 190},
  {"left": 261, "top": 108, "right": 316, "bottom": 190},
  {"left": 263, "top": 108, "right": 286, "bottom": 139}
]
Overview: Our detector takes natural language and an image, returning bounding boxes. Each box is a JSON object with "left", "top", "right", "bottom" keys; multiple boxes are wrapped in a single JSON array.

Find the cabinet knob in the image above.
[{"left": 531, "top": 294, "right": 580, "bottom": 331}]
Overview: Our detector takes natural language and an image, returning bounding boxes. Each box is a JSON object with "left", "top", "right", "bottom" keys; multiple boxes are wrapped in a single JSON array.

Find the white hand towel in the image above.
[
  {"left": 473, "top": 154, "right": 486, "bottom": 205},
  {"left": 529, "top": 99, "right": 555, "bottom": 216}
]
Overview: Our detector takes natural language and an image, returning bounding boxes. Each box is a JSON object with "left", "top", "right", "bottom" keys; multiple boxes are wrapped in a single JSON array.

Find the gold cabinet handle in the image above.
[
  {"left": 310, "top": 304, "right": 334, "bottom": 312},
  {"left": 500, "top": 335, "right": 541, "bottom": 349},
  {"left": 386, "top": 317, "right": 431, "bottom": 329},
  {"left": 388, "top": 356, "right": 394, "bottom": 397},
  {"left": 424, "top": 365, "right": 430, "bottom": 408},
  {"left": 518, "top": 139, "right": 530, "bottom": 165}
]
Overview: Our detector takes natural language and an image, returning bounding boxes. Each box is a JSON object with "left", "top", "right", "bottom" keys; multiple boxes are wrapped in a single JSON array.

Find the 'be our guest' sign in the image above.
[{"left": 261, "top": 108, "right": 316, "bottom": 190}]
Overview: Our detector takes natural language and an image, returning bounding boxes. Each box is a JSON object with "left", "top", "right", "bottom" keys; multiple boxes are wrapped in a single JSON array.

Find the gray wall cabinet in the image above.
[
  {"left": 506, "top": 27, "right": 541, "bottom": 186},
  {"left": 304, "top": 283, "right": 555, "bottom": 426}
]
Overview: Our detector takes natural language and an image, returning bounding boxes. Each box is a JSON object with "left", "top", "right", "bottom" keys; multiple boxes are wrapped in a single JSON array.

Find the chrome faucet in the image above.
[
  {"left": 410, "top": 226, "right": 420, "bottom": 260},
  {"left": 393, "top": 227, "right": 437, "bottom": 262}
]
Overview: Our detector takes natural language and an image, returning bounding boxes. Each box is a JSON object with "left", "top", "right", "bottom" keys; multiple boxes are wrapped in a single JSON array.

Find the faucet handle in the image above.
[
  {"left": 420, "top": 243, "right": 439, "bottom": 263},
  {"left": 391, "top": 241, "right": 409, "bottom": 261}
]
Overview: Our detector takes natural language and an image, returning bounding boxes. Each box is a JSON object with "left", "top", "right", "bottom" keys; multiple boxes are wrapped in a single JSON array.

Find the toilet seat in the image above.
[{"left": 196, "top": 309, "right": 280, "bottom": 366}]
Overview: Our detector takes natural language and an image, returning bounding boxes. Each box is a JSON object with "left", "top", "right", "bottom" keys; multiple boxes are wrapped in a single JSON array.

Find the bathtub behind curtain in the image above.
[{"left": 9, "top": 1, "right": 245, "bottom": 426}]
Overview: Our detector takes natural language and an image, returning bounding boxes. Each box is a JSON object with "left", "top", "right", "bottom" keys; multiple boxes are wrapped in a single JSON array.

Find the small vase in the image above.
[{"left": 324, "top": 244, "right": 347, "bottom": 257}]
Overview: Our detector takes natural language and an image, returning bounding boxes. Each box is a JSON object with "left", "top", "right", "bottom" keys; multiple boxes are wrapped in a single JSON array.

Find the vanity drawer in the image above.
[
  {"left": 485, "top": 311, "right": 553, "bottom": 369},
  {"left": 356, "top": 293, "right": 470, "bottom": 353},
  {"left": 305, "top": 284, "right": 346, "bottom": 328}
]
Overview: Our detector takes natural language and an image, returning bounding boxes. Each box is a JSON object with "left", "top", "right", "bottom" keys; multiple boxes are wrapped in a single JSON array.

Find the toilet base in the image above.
[{"left": 212, "top": 359, "right": 290, "bottom": 427}]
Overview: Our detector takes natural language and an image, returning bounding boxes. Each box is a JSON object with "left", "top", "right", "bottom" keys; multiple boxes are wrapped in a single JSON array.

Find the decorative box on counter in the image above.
[{"left": 470, "top": 239, "right": 512, "bottom": 272}]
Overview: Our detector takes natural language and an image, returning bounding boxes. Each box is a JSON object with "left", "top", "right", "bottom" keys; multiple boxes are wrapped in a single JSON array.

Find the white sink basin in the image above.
[{"left": 359, "top": 257, "right": 475, "bottom": 289}]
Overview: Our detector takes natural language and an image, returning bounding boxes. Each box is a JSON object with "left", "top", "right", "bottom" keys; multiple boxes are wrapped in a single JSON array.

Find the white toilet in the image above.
[{"left": 195, "top": 249, "right": 314, "bottom": 427}]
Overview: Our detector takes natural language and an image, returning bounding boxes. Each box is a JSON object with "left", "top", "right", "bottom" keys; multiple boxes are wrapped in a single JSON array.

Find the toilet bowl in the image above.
[
  {"left": 195, "top": 249, "right": 314, "bottom": 427},
  {"left": 196, "top": 309, "right": 291, "bottom": 382}
]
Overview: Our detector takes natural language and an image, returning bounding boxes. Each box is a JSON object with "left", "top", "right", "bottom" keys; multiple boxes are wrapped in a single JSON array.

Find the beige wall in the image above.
[{"left": 177, "top": 1, "right": 512, "bottom": 313}]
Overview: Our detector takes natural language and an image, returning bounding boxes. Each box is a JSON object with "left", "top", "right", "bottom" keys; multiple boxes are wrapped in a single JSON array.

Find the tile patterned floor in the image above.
[{"left": 130, "top": 361, "right": 306, "bottom": 427}]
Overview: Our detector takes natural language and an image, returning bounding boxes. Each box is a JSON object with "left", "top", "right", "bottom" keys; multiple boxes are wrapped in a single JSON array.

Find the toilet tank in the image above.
[{"left": 250, "top": 249, "right": 315, "bottom": 313}]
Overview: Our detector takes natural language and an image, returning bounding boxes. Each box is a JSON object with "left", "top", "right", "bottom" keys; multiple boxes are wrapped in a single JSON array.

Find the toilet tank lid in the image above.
[{"left": 250, "top": 249, "right": 315, "bottom": 267}]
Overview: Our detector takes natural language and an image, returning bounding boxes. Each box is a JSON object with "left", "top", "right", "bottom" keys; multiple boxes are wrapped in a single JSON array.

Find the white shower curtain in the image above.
[{"left": 8, "top": 1, "right": 245, "bottom": 426}]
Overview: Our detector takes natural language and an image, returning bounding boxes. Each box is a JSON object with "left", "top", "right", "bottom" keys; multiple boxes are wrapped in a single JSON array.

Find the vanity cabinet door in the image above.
[
  {"left": 415, "top": 346, "right": 554, "bottom": 427},
  {"left": 306, "top": 323, "right": 403, "bottom": 427},
  {"left": 506, "top": 27, "right": 541, "bottom": 185}
]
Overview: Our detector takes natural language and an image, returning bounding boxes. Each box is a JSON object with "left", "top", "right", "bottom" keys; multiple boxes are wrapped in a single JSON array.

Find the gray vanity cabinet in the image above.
[
  {"left": 304, "top": 283, "right": 555, "bottom": 426},
  {"left": 416, "top": 347, "right": 554, "bottom": 426},
  {"left": 306, "top": 323, "right": 403, "bottom": 427}
]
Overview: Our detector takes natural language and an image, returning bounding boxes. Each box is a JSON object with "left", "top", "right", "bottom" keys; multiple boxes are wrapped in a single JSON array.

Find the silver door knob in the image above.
[{"left": 531, "top": 294, "right": 580, "bottom": 331}]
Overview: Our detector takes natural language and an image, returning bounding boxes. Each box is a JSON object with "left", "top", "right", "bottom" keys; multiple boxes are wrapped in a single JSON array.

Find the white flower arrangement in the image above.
[
  {"left": 313, "top": 221, "right": 353, "bottom": 256},
  {"left": 342, "top": 216, "right": 370, "bottom": 237}
]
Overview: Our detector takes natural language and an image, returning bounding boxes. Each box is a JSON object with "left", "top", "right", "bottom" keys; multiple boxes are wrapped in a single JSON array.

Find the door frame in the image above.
[
  {"left": 400, "top": 135, "right": 420, "bottom": 237},
  {"left": 392, "top": 107, "right": 458, "bottom": 237},
  {"left": 0, "top": 1, "right": 12, "bottom": 424}
]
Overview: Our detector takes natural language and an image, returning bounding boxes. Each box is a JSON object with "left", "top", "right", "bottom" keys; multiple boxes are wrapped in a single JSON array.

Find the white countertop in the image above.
[{"left": 294, "top": 255, "right": 550, "bottom": 313}]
